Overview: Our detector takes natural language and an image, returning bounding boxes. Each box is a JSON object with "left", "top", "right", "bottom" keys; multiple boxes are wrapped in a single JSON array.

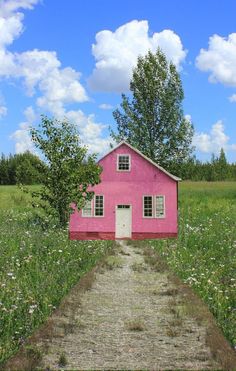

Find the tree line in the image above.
[
  {"left": 0, "top": 151, "right": 45, "bottom": 185},
  {"left": 169, "top": 148, "right": 236, "bottom": 181},
  {"left": 0, "top": 146, "right": 235, "bottom": 186}
]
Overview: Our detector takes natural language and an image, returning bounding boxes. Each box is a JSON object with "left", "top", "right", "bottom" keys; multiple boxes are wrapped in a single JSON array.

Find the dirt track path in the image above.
[{"left": 36, "top": 241, "right": 221, "bottom": 370}]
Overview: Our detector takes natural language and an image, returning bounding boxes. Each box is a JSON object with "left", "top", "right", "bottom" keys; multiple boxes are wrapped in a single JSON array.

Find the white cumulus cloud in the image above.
[
  {"left": 23, "top": 106, "right": 36, "bottom": 123},
  {"left": 0, "top": 2, "right": 88, "bottom": 109},
  {"left": 62, "top": 109, "right": 112, "bottom": 155},
  {"left": 193, "top": 120, "right": 236, "bottom": 154},
  {"left": 0, "top": 12, "right": 23, "bottom": 48},
  {"left": 0, "top": 1, "right": 39, "bottom": 46},
  {"left": 0, "top": 104, "right": 7, "bottom": 118},
  {"left": 36, "top": 66, "right": 88, "bottom": 115},
  {"left": 99, "top": 103, "right": 114, "bottom": 110},
  {"left": 229, "top": 94, "right": 236, "bottom": 103},
  {"left": 0, "top": 1, "right": 40, "bottom": 77},
  {"left": 10, "top": 122, "right": 33, "bottom": 154},
  {"left": 15, "top": 49, "right": 61, "bottom": 95},
  {"left": 10, "top": 106, "right": 37, "bottom": 153},
  {"left": 0, "top": 93, "right": 7, "bottom": 118},
  {"left": 0, "top": 1, "right": 40, "bottom": 17},
  {"left": 196, "top": 33, "right": 236, "bottom": 86},
  {"left": 89, "top": 20, "right": 187, "bottom": 92}
]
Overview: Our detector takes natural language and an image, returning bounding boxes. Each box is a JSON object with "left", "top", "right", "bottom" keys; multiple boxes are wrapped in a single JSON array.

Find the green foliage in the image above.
[
  {"left": 150, "top": 181, "right": 236, "bottom": 347},
  {"left": 58, "top": 353, "right": 67, "bottom": 367},
  {"left": 0, "top": 186, "right": 114, "bottom": 364},
  {"left": 216, "top": 148, "right": 230, "bottom": 180},
  {"left": 111, "top": 49, "right": 194, "bottom": 169},
  {"left": 0, "top": 152, "right": 44, "bottom": 185},
  {"left": 173, "top": 148, "right": 236, "bottom": 181},
  {"left": 29, "top": 115, "right": 102, "bottom": 226}
]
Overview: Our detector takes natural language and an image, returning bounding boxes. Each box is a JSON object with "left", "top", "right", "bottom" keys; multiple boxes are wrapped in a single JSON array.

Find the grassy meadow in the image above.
[
  {"left": 150, "top": 181, "right": 236, "bottom": 348},
  {"left": 0, "top": 186, "right": 114, "bottom": 364},
  {"left": 0, "top": 182, "right": 235, "bottom": 363}
]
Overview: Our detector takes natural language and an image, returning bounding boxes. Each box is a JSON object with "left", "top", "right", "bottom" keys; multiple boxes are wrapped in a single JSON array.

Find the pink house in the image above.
[{"left": 70, "top": 141, "right": 181, "bottom": 240}]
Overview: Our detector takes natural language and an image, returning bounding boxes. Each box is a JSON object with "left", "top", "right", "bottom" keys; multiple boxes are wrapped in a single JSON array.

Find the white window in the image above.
[
  {"left": 82, "top": 200, "right": 92, "bottom": 217},
  {"left": 143, "top": 196, "right": 153, "bottom": 218},
  {"left": 94, "top": 195, "right": 104, "bottom": 217},
  {"left": 117, "top": 154, "right": 130, "bottom": 171},
  {"left": 156, "top": 195, "right": 165, "bottom": 218}
]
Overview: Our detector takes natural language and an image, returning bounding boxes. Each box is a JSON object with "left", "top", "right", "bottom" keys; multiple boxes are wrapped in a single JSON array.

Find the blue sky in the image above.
[{"left": 0, "top": 0, "right": 236, "bottom": 162}]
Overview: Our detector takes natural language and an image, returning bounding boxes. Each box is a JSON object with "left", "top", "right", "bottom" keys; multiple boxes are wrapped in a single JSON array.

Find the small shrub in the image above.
[
  {"left": 160, "top": 288, "right": 178, "bottom": 296},
  {"left": 119, "top": 249, "right": 130, "bottom": 256},
  {"left": 126, "top": 319, "right": 145, "bottom": 332},
  {"left": 166, "top": 326, "right": 179, "bottom": 337},
  {"left": 131, "top": 262, "right": 147, "bottom": 272},
  {"left": 103, "top": 256, "right": 123, "bottom": 270},
  {"left": 58, "top": 352, "right": 67, "bottom": 367}
]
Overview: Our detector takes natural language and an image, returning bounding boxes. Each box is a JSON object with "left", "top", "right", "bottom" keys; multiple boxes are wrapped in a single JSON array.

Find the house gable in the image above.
[{"left": 98, "top": 141, "right": 181, "bottom": 183}]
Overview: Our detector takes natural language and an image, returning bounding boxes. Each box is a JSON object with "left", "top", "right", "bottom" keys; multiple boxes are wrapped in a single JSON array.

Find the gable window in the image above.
[
  {"left": 95, "top": 195, "right": 104, "bottom": 217},
  {"left": 82, "top": 199, "right": 92, "bottom": 217},
  {"left": 143, "top": 196, "right": 153, "bottom": 217},
  {"left": 156, "top": 195, "right": 165, "bottom": 218},
  {"left": 117, "top": 154, "right": 130, "bottom": 171}
]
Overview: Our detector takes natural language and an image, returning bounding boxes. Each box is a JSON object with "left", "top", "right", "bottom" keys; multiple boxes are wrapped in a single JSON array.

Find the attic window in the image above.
[{"left": 117, "top": 154, "right": 130, "bottom": 171}]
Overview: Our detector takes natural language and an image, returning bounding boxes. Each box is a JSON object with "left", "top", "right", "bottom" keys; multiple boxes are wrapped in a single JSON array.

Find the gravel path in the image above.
[{"left": 37, "top": 241, "right": 221, "bottom": 370}]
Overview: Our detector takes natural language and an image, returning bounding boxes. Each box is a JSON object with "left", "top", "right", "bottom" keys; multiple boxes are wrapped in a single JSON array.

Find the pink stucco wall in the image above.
[{"left": 70, "top": 143, "right": 178, "bottom": 239}]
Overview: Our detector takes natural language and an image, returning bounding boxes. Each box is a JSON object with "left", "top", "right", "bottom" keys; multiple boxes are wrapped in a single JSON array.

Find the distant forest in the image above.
[
  {"left": 0, "top": 148, "right": 235, "bottom": 185},
  {"left": 170, "top": 148, "right": 236, "bottom": 181},
  {"left": 0, "top": 152, "right": 45, "bottom": 185}
]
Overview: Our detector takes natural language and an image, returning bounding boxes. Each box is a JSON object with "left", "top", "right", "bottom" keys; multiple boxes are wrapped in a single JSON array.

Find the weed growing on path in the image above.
[
  {"left": 103, "top": 255, "right": 124, "bottom": 270},
  {"left": 125, "top": 319, "right": 146, "bottom": 332},
  {"left": 58, "top": 352, "right": 67, "bottom": 367}
]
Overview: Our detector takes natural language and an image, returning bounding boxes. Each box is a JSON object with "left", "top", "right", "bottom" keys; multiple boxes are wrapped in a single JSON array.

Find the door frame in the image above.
[{"left": 115, "top": 204, "right": 132, "bottom": 238}]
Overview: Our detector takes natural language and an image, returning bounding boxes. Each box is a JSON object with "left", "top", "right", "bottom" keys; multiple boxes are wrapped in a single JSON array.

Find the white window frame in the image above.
[
  {"left": 94, "top": 195, "right": 104, "bottom": 217},
  {"left": 117, "top": 154, "right": 131, "bottom": 172},
  {"left": 155, "top": 195, "right": 165, "bottom": 218},
  {"left": 143, "top": 195, "right": 153, "bottom": 218},
  {"left": 82, "top": 199, "right": 93, "bottom": 217}
]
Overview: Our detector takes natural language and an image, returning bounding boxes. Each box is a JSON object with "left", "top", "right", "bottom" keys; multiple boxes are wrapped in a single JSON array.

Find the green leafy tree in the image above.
[
  {"left": 16, "top": 154, "right": 44, "bottom": 185},
  {"left": 216, "top": 148, "right": 229, "bottom": 180},
  {"left": 0, "top": 154, "right": 9, "bottom": 184},
  {"left": 111, "top": 49, "right": 194, "bottom": 170},
  {"left": 0, "top": 152, "right": 44, "bottom": 185},
  {"left": 29, "top": 116, "right": 102, "bottom": 226}
]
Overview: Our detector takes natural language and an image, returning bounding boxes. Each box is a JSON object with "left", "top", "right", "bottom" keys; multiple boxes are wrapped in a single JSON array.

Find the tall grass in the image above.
[
  {"left": 150, "top": 181, "right": 236, "bottom": 348},
  {"left": 0, "top": 186, "right": 113, "bottom": 364}
]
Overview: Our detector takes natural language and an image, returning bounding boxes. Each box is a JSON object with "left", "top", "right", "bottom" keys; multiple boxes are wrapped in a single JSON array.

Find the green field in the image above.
[
  {"left": 0, "top": 186, "right": 114, "bottom": 364},
  {"left": 0, "top": 183, "right": 235, "bottom": 364},
  {"left": 150, "top": 181, "right": 236, "bottom": 348}
]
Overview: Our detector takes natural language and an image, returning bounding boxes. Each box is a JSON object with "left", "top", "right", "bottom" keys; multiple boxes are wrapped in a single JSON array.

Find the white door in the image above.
[{"left": 115, "top": 205, "right": 132, "bottom": 238}]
